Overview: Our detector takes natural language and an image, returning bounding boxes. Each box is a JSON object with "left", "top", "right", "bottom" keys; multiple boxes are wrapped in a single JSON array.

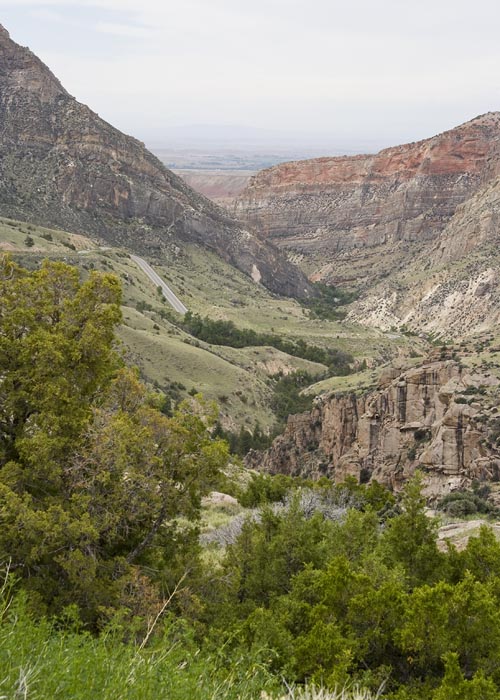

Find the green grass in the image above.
[
  {"left": 0, "top": 217, "right": 423, "bottom": 429},
  {"left": 304, "top": 368, "right": 378, "bottom": 396},
  {"left": 153, "top": 244, "right": 416, "bottom": 360},
  {"left": 0, "top": 589, "right": 381, "bottom": 700},
  {"left": 118, "top": 313, "right": 276, "bottom": 428},
  {"left": 0, "top": 592, "right": 281, "bottom": 700},
  {"left": 0, "top": 216, "right": 95, "bottom": 253},
  {"left": 268, "top": 687, "right": 382, "bottom": 700},
  {"left": 304, "top": 355, "right": 431, "bottom": 397}
]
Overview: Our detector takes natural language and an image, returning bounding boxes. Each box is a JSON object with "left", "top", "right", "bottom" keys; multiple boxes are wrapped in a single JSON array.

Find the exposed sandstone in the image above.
[
  {"left": 246, "top": 360, "right": 500, "bottom": 498},
  {"left": 234, "top": 114, "right": 500, "bottom": 335},
  {"left": 234, "top": 113, "right": 499, "bottom": 285},
  {"left": 0, "top": 26, "right": 312, "bottom": 299},
  {"left": 348, "top": 176, "right": 500, "bottom": 336}
]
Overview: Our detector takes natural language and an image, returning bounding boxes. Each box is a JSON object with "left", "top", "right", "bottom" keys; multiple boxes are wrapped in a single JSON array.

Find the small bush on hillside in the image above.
[{"left": 437, "top": 490, "right": 499, "bottom": 517}]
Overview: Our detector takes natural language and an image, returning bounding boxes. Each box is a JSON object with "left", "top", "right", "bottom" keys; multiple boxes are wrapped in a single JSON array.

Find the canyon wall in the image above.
[
  {"left": 247, "top": 360, "right": 500, "bottom": 498},
  {"left": 0, "top": 26, "right": 312, "bottom": 299},
  {"left": 234, "top": 113, "right": 500, "bottom": 292}
]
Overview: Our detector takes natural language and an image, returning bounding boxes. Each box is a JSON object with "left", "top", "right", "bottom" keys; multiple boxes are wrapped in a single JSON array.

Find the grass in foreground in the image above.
[
  {"left": 0, "top": 592, "right": 280, "bottom": 700},
  {"left": 0, "top": 591, "right": 381, "bottom": 700}
]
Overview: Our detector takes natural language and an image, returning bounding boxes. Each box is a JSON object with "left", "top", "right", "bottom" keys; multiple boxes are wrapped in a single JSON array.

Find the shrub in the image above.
[{"left": 437, "top": 490, "right": 498, "bottom": 517}]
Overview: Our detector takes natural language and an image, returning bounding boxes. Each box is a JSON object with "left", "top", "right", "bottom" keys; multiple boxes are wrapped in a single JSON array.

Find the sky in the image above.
[{"left": 0, "top": 0, "right": 499, "bottom": 150}]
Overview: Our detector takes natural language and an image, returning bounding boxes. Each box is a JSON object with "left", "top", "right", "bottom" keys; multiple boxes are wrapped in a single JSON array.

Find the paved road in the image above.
[{"left": 130, "top": 254, "right": 188, "bottom": 315}]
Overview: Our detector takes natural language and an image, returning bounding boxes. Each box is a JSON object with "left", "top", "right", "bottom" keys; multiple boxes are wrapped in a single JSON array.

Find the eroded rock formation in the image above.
[
  {"left": 235, "top": 113, "right": 499, "bottom": 281},
  {"left": 0, "top": 26, "right": 312, "bottom": 298},
  {"left": 247, "top": 360, "right": 500, "bottom": 498},
  {"left": 347, "top": 175, "right": 500, "bottom": 336}
]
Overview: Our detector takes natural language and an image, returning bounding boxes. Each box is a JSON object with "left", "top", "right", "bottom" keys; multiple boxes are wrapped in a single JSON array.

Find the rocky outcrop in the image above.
[
  {"left": 347, "top": 175, "right": 500, "bottom": 336},
  {"left": 233, "top": 113, "right": 500, "bottom": 292},
  {"left": 247, "top": 360, "right": 500, "bottom": 498},
  {"left": 0, "top": 26, "right": 312, "bottom": 299}
]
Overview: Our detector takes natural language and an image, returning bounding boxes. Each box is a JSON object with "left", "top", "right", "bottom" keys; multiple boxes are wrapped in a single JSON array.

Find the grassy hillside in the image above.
[{"left": 0, "top": 216, "right": 425, "bottom": 430}]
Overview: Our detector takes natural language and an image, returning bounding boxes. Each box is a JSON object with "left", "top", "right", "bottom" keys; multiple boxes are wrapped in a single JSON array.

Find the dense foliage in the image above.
[
  {"left": 303, "top": 282, "right": 359, "bottom": 321},
  {"left": 270, "top": 371, "right": 316, "bottom": 422},
  {"left": 198, "top": 476, "right": 500, "bottom": 698},
  {"left": 5, "top": 258, "right": 500, "bottom": 698},
  {"left": 0, "top": 257, "right": 228, "bottom": 627},
  {"left": 182, "top": 312, "right": 354, "bottom": 375},
  {"left": 213, "top": 420, "right": 276, "bottom": 456},
  {"left": 214, "top": 372, "right": 316, "bottom": 456}
]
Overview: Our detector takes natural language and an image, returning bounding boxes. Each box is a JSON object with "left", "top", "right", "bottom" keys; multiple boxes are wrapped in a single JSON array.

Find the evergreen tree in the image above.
[{"left": 0, "top": 258, "right": 228, "bottom": 625}]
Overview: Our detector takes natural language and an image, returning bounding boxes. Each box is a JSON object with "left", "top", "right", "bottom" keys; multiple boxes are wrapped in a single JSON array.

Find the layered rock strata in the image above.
[
  {"left": 0, "top": 26, "right": 312, "bottom": 298},
  {"left": 234, "top": 113, "right": 500, "bottom": 291},
  {"left": 247, "top": 360, "right": 500, "bottom": 498},
  {"left": 347, "top": 175, "right": 500, "bottom": 336}
]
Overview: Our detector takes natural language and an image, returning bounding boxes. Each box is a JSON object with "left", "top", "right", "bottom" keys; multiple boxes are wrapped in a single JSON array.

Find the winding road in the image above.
[{"left": 130, "top": 254, "right": 188, "bottom": 315}]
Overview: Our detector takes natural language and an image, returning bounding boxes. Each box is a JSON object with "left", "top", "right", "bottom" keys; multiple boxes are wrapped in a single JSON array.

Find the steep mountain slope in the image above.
[
  {"left": 348, "top": 175, "right": 500, "bottom": 336},
  {"left": 0, "top": 25, "right": 311, "bottom": 298},
  {"left": 233, "top": 113, "right": 500, "bottom": 292}
]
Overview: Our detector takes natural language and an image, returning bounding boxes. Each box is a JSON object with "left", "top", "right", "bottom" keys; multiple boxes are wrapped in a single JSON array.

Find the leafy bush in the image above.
[
  {"left": 437, "top": 490, "right": 498, "bottom": 517},
  {"left": 238, "top": 473, "right": 302, "bottom": 507}
]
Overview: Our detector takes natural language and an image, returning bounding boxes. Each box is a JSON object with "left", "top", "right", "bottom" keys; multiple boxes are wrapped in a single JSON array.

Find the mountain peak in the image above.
[{"left": 0, "top": 25, "right": 68, "bottom": 102}]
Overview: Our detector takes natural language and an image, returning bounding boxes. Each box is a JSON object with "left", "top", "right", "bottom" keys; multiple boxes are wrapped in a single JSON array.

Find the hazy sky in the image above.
[{"left": 1, "top": 0, "right": 499, "bottom": 149}]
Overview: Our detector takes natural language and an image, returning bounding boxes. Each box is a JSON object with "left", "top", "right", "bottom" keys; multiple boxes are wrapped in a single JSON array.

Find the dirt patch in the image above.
[{"left": 437, "top": 519, "right": 500, "bottom": 551}]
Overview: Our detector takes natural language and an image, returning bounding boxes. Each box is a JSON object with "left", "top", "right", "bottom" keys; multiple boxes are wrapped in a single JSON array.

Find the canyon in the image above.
[
  {"left": 232, "top": 113, "right": 500, "bottom": 337},
  {"left": 0, "top": 25, "right": 312, "bottom": 299},
  {"left": 3, "top": 22, "right": 500, "bottom": 497}
]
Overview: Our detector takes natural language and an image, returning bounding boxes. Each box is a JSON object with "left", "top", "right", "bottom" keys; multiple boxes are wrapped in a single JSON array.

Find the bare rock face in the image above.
[
  {"left": 347, "top": 176, "right": 500, "bottom": 336},
  {"left": 0, "top": 26, "right": 312, "bottom": 299},
  {"left": 247, "top": 360, "right": 500, "bottom": 498},
  {"left": 234, "top": 114, "right": 500, "bottom": 291}
]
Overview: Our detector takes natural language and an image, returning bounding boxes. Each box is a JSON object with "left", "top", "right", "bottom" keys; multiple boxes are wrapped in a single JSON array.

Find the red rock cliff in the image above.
[{"left": 234, "top": 114, "right": 500, "bottom": 289}]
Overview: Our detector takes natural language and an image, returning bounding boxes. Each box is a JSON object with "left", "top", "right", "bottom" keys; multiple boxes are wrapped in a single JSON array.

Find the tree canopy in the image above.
[{"left": 0, "top": 257, "right": 228, "bottom": 625}]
